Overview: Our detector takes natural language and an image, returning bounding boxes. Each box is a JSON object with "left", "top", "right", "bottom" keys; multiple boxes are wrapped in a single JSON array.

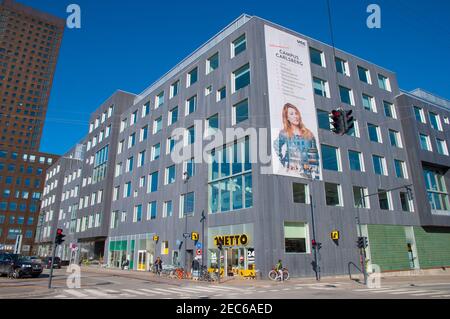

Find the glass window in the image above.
[
  {"left": 325, "top": 183, "right": 342, "bottom": 206},
  {"left": 186, "top": 126, "right": 195, "bottom": 145},
  {"left": 368, "top": 124, "right": 381, "bottom": 143},
  {"left": 389, "top": 130, "right": 402, "bottom": 148},
  {"left": 321, "top": 144, "right": 340, "bottom": 171},
  {"left": 152, "top": 143, "right": 160, "bottom": 160},
  {"left": 293, "top": 183, "right": 308, "bottom": 204},
  {"left": 372, "top": 155, "right": 386, "bottom": 175},
  {"left": 436, "top": 139, "right": 449, "bottom": 156},
  {"left": 353, "top": 186, "right": 369, "bottom": 208},
  {"left": 148, "top": 172, "right": 159, "bottom": 193},
  {"left": 186, "top": 95, "right": 197, "bottom": 115},
  {"left": 142, "top": 102, "right": 150, "bottom": 117},
  {"left": 187, "top": 67, "right": 198, "bottom": 87},
  {"left": 339, "top": 86, "right": 354, "bottom": 105},
  {"left": 169, "top": 106, "right": 178, "bottom": 125},
  {"left": 423, "top": 168, "right": 450, "bottom": 211},
  {"left": 166, "top": 138, "right": 175, "bottom": 154},
  {"left": 184, "top": 158, "right": 195, "bottom": 179},
  {"left": 156, "top": 91, "right": 164, "bottom": 108},
  {"left": 164, "top": 201, "right": 173, "bottom": 217},
  {"left": 414, "top": 106, "right": 426, "bottom": 123},
  {"left": 378, "top": 190, "right": 391, "bottom": 210},
  {"left": 310, "top": 47, "right": 325, "bottom": 67},
  {"left": 170, "top": 81, "right": 179, "bottom": 98},
  {"left": 429, "top": 112, "right": 442, "bottom": 131},
  {"left": 284, "top": 222, "right": 308, "bottom": 253},
  {"left": 377, "top": 74, "right": 391, "bottom": 91},
  {"left": 348, "top": 150, "right": 363, "bottom": 172},
  {"left": 357, "top": 66, "right": 371, "bottom": 84},
  {"left": 383, "top": 101, "right": 396, "bottom": 118},
  {"left": 148, "top": 202, "right": 157, "bottom": 220},
  {"left": 400, "top": 192, "right": 413, "bottom": 212},
  {"left": 335, "top": 57, "right": 349, "bottom": 76},
  {"left": 165, "top": 165, "right": 176, "bottom": 185},
  {"left": 207, "top": 114, "right": 219, "bottom": 135},
  {"left": 138, "top": 151, "right": 146, "bottom": 167},
  {"left": 207, "top": 52, "right": 219, "bottom": 73},
  {"left": 182, "top": 192, "right": 195, "bottom": 216},
  {"left": 217, "top": 86, "right": 226, "bottom": 101},
  {"left": 419, "top": 134, "right": 432, "bottom": 151},
  {"left": 362, "top": 94, "right": 376, "bottom": 112},
  {"left": 140, "top": 126, "right": 148, "bottom": 141},
  {"left": 153, "top": 117, "right": 162, "bottom": 134},
  {"left": 124, "top": 182, "right": 132, "bottom": 198},
  {"left": 313, "top": 77, "right": 329, "bottom": 97},
  {"left": 233, "top": 99, "right": 249, "bottom": 124},
  {"left": 394, "top": 159, "right": 407, "bottom": 179},
  {"left": 233, "top": 63, "right": 250, "bottom": 92},
  {"left": 134, "top": 205, "right": 142, "bottom": 222},
  {"left": 232, "top": 34, "right": 246, "bottom": 57},
  {"left": 317, "top": 110, "right": 331, "bottom": 130}
]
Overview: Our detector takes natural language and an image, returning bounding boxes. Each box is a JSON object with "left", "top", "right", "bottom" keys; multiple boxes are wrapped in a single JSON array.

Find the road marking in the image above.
[
  {"left": 310, "top": 286, "right": 341, "bottom": 290},
  {"left": 410, "top": 291, "right": 444, "bottom": 296},
  {"left": 153, "top": 287, "right": 186, "bottom": 295},
  {"left": 64, "top": 289, "right": 88, "bottom": 298},
  {"left": 54, "top": 295, "right": 67, "bottom": 298},
  {"left": 294, "top": 287, "right": 303, "bottom": 290},
  {"left": 121, "top": 289, "right": 149, "bottom": 296},
  {"left": 282, "top": 288, "right": 291, "bottom": 291},
  {"left": 368, "top": 289, "right": 411, "bottom": 294},
  {"left": 354, "top": 287, "right": 392, "bottom": 292},
  {"left": 388, "top": 290, "right": 427, "bottom": 295},
  {"left": 83, "top": 289, "right": 110, "bottom": 297},
  {"left": 432, "top": 295, "right": 450, "bottom": 298}
]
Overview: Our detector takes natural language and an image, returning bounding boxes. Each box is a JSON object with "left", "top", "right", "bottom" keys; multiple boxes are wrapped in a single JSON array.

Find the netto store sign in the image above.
[{"left": 214, "top": 234, "right": 249, "bottom": 247}]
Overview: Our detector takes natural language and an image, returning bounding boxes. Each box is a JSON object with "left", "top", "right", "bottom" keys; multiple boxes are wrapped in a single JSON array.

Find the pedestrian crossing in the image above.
[{"left": 49, "top": 281, "right": 450, "bottom": 299}]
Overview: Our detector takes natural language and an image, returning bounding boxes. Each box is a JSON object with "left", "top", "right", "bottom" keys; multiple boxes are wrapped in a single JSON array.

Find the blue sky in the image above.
[{"left": 18, "top": 0, "right": 450, "bottom": 155}]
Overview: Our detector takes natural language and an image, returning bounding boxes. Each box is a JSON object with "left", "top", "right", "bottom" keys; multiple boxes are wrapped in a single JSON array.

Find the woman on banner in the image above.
[{"left": 274, "top": 103, "right": 320, "bottom": 179}]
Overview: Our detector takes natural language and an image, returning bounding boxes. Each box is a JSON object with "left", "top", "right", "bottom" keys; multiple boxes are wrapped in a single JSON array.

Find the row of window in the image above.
[
  {"left": 0, "top": 201, "right": 38, "bottom": 212},
  {"left": 0, "top": 149, "right": 52, "bottom": 165},
  {"left": 78, "top": 189, "right": 103, "bottom": 210},
  {"left": 0, "top": 215, "right": 34, "bottom": 225},
  {"left": 419, "top": 133, "right": 449, "bottom": 155},
  {"left": 292, "top": 182, "right": 414, "bottom": 212},
  {"left": 321, "top": 144, "right": 408, "bottom": 178},
  {"left": 414, "top": 106, "right": 449, "bottom": 131},
  {"left": 1, "top": 228, "right": 33, "bottom": 240},
  {"left": 0, "top": 162, "right": 43, "bottom": 175},
  {"left": 310, "top": 47, "right": 392, "bottom": 91},
  {"left": 88, "top": 105, "right": 114, "bottom": 133},
  {"left": 0, "top": 175, "right": 41, "bottom": 187},
  {"left": 1, "top": 189, "right": 41, "bottom": 200},
  {"left": 313, "top": 77, "right": 395, "bottom": 116}
]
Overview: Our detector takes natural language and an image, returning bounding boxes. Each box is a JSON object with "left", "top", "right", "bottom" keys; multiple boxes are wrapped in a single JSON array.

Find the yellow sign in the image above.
[
  {"left": 214, "top": 234, "right": 248, "bottom": 247},
  {"left": 153, "top": 235, "right": 159, "bottom": 242},
  {"left": 331, "top": 231, "right": 339, "bottom": 240},
  {"left": 191, "top": 232, "right": 199, "bottom": 241}
]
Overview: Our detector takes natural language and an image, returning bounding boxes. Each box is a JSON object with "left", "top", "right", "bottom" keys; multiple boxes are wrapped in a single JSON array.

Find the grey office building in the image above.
[{"left": 36, "top": 15, "right": 450, "bottom": 278}]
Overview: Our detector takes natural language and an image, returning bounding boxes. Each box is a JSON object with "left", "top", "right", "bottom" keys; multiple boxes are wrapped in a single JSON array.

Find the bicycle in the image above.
[
  {"left": 268, "top": 267, "right": 289, "bottom": 281},
  {"left": 198, "top": 266, "right": 218, "bottom": 282},
  {"left": 173, "top": 267, "right": 191, "bottom": 279}
]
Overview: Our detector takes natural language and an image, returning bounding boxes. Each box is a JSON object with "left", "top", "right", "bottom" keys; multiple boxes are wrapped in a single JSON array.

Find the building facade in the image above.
[
  {"left": 36, "top": 15, "right": 450, "bottom": 277},
  {"left": 0, "top": 0, "right": 64, "bottom": 254}
]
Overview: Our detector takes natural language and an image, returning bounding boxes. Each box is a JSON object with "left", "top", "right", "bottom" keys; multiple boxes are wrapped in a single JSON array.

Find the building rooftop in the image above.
[{"left": 409, "top": 89, "right": 450, "bottom": 110}]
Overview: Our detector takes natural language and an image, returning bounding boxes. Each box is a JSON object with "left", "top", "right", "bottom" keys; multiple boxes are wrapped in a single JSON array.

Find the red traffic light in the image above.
[
  {"left": 311, "top": 239, "right": 317, "bottom": 246},
  {"left": 56, "top": 228, "right": 63, "bottom": 235}
]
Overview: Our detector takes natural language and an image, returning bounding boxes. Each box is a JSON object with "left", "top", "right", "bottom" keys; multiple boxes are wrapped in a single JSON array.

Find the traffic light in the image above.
[
  {"left": 191, "top": 232, "right": 199, "bottom": 241},
  {"left": 330, "top": 110, "right": 345, "bottom": 135},
  {"left": 344, "top": 110, "right": 354, "bottom": 133},
  {"left": 311, "top": 240, "right": 322, "bottom": 250},
  {"left": 357, "top": 236, "right": 368, "bottom": 249},
  {"left": 55, "top": 228, "right": 65, "bottom": 245}
]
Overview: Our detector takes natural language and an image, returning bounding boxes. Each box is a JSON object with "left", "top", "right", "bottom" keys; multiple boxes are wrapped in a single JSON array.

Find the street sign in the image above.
[
  {"left": 196, "top": 249, "right": 202, "bottom": 256},
  {"left": 331, "top": 231, "right": 340, "bottom": 240},
  {"left": 196, "top": 242, "right": 202, "bottom": 249}
]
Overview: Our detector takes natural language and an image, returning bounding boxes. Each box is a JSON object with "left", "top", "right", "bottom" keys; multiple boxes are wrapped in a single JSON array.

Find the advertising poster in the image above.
[{"left": 264, "top": 25, "right": 322, "bottom": 180}]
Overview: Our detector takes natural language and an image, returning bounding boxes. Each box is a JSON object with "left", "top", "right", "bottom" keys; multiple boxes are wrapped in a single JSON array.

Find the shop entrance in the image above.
[{"left": 137, "top": 250, "right": 149, "bottom": 271}]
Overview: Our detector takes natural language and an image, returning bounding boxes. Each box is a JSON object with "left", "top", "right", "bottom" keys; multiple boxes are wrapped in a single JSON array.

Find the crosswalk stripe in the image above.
[
  {"left": 122, "top": 289, "right": 149, "bottom": 296},
  {"left": 208, "top": 285, "right": 241, "bottom": 291},
  {"left": 83, "top": 289, "right": 110, "bottom": 297},
  {"left": 64, "top": 289, "right": 88, "bottom": 298},
  {"left": 54, "top": 295, "right": 67, "bottom": 298},
  {"left": 411, "top": 291, "right": 444, "bottom": 296},
  {"left": 103, "top": 289, "right": 132, "bottom": 296},
  {"left": 354, "top": 287, "right": 392, "bottom": 292},
  {"left": 153, "top": 288, "right": 186, "bottom": 295},
  {"left": 389, "top": 290, "right": 427, "bottom": 295},
  {"left": 369, "top": 289, "right": 411, "bottom": 294},
  {"left": 174, "top": 287, "right": 211, "bottom": 294},
  {"left": 432, "top": 295, "right": 450, "bottom": 298}
]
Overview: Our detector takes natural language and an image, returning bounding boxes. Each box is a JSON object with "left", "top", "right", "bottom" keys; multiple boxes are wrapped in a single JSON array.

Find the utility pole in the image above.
[
  {"left": 310, "top": 194, "right": 320, "bottom": 281},
  {"left": 200, "top": 210, "right": 206, "bottom": 269}
]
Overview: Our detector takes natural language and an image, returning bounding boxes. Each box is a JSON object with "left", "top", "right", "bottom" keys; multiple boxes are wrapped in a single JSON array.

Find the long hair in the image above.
[{"left": 282, "top": 103, "right": 314, "bottom": 139}]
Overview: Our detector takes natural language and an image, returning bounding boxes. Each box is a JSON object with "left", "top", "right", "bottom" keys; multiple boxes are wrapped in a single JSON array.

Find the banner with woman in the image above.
[{"left": 264, "top": 25, "right": 322, "bottom": 180}]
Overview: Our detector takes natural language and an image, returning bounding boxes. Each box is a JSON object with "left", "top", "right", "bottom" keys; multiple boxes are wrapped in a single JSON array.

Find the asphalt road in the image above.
[{"left": 1, "top": 268, "right": 450, "bottom": 299}]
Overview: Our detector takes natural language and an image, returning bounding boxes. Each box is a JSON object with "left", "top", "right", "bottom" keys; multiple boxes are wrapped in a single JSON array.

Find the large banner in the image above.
[{"left": 265, "top": 25, "right": 322, "bottom": 180}]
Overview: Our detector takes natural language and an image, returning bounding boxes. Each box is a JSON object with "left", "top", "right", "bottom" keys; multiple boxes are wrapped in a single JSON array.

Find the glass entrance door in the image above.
[{"left": 137, "top": 250, "right": 147, "bottom": 271}]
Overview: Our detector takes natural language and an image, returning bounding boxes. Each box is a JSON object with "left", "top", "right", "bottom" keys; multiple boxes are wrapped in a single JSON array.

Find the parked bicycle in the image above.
[
  {"left": 173, "top": 267, "right": 191, "bottom": 280},
  {"left": 268, "top": 266, "right": 289, "bottom": 281},
  {"left": 198, "top": 266, "right": 218, "bottom": 282}
]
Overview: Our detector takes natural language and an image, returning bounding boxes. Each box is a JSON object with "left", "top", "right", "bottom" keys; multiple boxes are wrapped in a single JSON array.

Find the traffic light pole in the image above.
[
  {"left": 310, "top": 194, "right": 320, "bottom": 281},
  {"left": 48, "top": 237, "right": 57, "bottom": 289},
  {"left": 200, "top": 211, "right": 206, "bottom": 269}
]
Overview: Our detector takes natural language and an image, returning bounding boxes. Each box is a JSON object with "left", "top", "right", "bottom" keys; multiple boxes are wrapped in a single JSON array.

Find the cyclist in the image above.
[
  {"left": 275, "top": 259, "right": 283, "bottom": 281},
  {"left": 154, "top": 257, "right": 162, "bottom": 275}
]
